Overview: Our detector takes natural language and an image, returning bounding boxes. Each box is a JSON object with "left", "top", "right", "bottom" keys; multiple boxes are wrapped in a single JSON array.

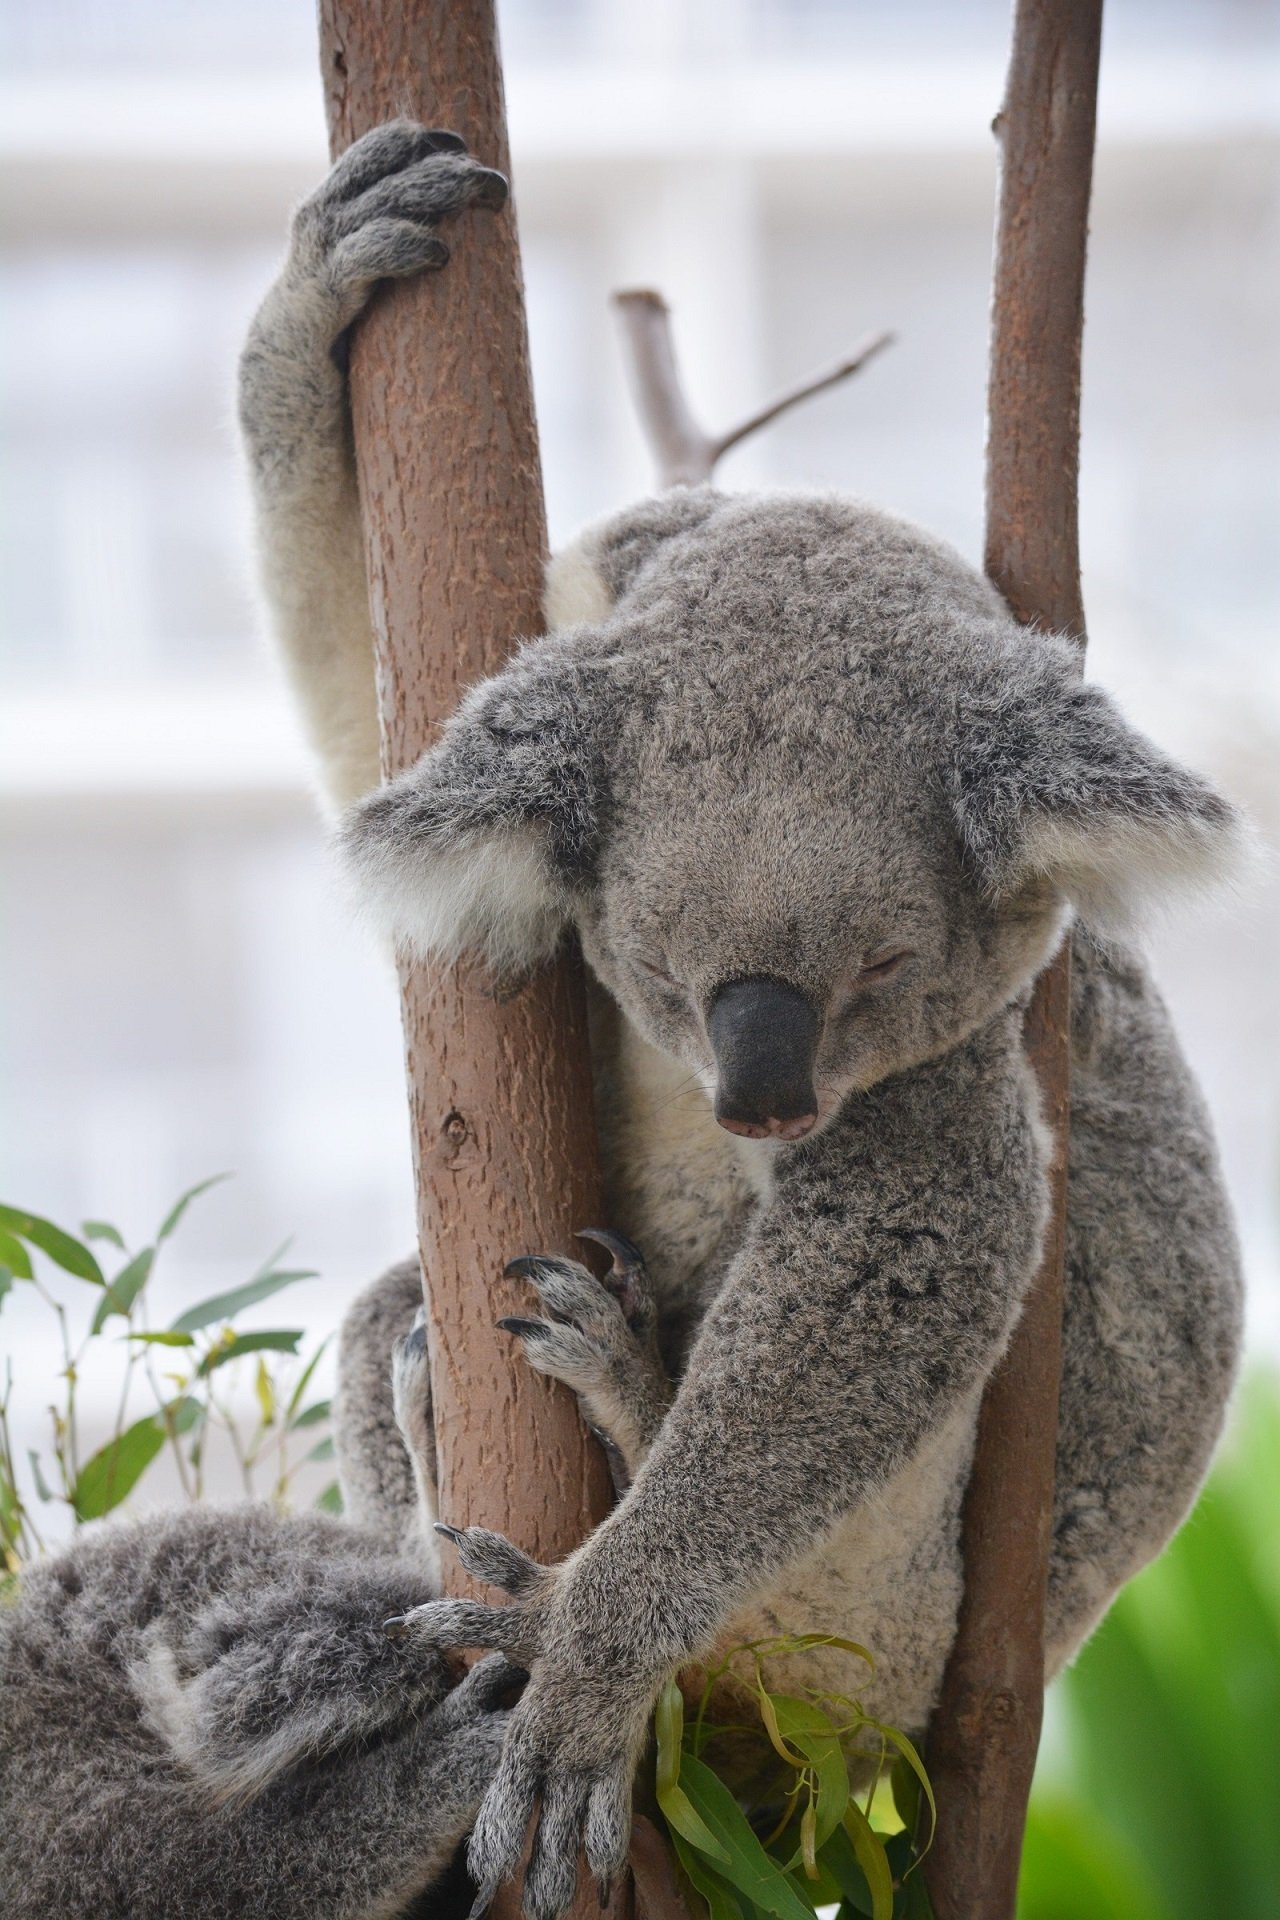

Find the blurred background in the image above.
[{"left": 0, "top": 3, "right": 1277, "bottom": 1913}]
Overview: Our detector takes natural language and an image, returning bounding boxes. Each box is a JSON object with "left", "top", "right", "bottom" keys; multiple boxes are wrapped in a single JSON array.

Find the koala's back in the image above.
[{"left": 0, "top": 1507, "right": 439, "bottom": 1918}]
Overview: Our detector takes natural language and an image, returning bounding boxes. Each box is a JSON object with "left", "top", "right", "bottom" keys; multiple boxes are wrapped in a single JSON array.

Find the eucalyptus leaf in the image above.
[
  {"left": 305, "top": 1434, "right": 335, "bottom": 1463},
  {"left": 285, "top": 1340, "right": 329, "bottom": 1427},
  {"left": 172, "top": 1270, "right": 313, "bottom": 1336},
  {"left": 289, "top": 1398, "right": 331, "bottom": 1430},
  {"left": 675, "top": 1754, "right": 816, "bottom": 1920},
  {"left": 82, "top": 1220, "right": 127, "bottom": 1249},
  {"left": 72, "top": 1413, "right": 167, "bottom": 1519},
  {"left": 0, "top": 1231, "right": 33, "bottom": 1281},
  {"left": 91, "top": 1247, "right": 155, "bottom": 1334},
  {"left": 157, "top": 1174, "right": 231, "bottom": 1242},
  {"left": 315, "top": 1481, "right": 343, "bottom": 1515},
  {"left": 0, "top": 1206, "right": 103, "bottom": 1285},
  {"left": 841, "top": 1803, "right": 893, "bottom": 1920},
  {"left": 126, "top": 1330, "right": 195, "bottom": 1348},
  {"left": 197, "top": 1330, "right": 303, "bottom": 1376},
  {"left": 670, "top": 1830, "right": 748, "bottom": 1920},
  {"left": 27, "top": 1450, "right": 55, "bottom": 1504}
]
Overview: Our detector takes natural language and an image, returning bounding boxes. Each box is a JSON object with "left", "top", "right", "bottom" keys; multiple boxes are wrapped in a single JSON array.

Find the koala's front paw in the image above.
[
  {"left": 384, "top": 1532, "right": 648, "bottom": 1920},
  {"left": 288, "top": 118, "right": 508, "bottom": 337},
  {"left": 499, "top": 1231, "right": 673, "bottom": 1487}
]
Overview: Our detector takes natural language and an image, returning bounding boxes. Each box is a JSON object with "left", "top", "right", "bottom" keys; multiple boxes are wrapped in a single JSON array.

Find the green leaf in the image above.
[
  {"left": 82, "top": 1220, "right": 126, "bottom": 1249},
  {"left": 866, "top": 1724, "right": 934, "bottom": 1856},
  {"left": 197, "top": 1330, "right": 303, "bottom": 1375},
  {"left": 770, "top": 1697, "right": 850, "bottom": 1857},
  {"left": 27, "top": 1450, "right": 55, "bottom": 1503},
  {"left": 172, "top": 1268, "right": 314, "bottom": 1336},
  {"left": 305, "top": 1434, "right": 335, "bottom": 1463},
  {"left": 315, "top": 1480, "right": 343, "bottom": 1514},
  {"left": 285, "top": 1339, "right": 330, "bottom": 1427},
  {"left": 91, "top": 1247, "right": 154, "bottom": 1334},
  {"left": 0, "top": 1231, "right": 33, "bottom": 1281},
  {"left": 126, "top": 1330, "right": 195, "bottom": 1348},
  {"left": 655, "top": 1682, "right": 730, "bottom": 1864},
  {"left": 0, "top": 1268, "right": 14, "bottom": 1312},
  {"left": 254, "top": 1355, "right": 276, "bottom": 1427},
  {"left": 157, "top": 1174, "right": 231, "bottom": 1242},
  {"left": 72, "top": 1412, "right": 166, "bottom": 1519},
  {"left": 817, "top": 1819, "right": 874, "bottom": 1917},
  {"left": 166, "top": 1396, "right": 203, "bottom": 1436},
  {"left": 674, "top": 1754, "right": 817, "bottom": 1920},
  {"left": 841, "top": 1804, "right": 893, "bottom": 1920},
  {"left": 670, "top": 1830, "right": 748, "bottom": 1920},
  {"left": 0, "top": 1206, "right": 104, "bottom": 1285},
  {"left": 289, "top": 1398, "right": 331, "bottom": 1430}
]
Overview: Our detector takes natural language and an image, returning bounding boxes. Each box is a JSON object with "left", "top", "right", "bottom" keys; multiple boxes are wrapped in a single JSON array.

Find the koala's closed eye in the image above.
[{"left": 853, "top": 947, "right": 915, "bottom": 986}]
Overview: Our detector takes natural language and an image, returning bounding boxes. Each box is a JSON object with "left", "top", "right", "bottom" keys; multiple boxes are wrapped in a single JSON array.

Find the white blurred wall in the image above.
[{"left": 1, "top": 0, "right": 1277, "bottom": 1531}]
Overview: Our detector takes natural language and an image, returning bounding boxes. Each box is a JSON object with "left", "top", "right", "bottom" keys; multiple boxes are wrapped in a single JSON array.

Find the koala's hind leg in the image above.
[{"left": 500, "top": 1231, "right": 674, "bottom": 1488}]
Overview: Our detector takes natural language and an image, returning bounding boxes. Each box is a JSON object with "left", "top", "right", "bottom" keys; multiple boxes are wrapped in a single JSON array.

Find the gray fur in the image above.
[
  {"left": 5, "top": 124, "right": 1242, "bottom": 1920},
  {"left": 0, "top": 1266, "right": 520, "bottom": 1920},
  {"left": 292, "top": 130, "right": 1241, "bottom": 1917}
]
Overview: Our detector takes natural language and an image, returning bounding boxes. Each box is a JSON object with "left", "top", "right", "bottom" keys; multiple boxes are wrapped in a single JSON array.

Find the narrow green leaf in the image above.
[
  {"left": 27, "top": 1450, "right": 55, "bottom": 1503},
  {"left": 91, "top": 1247, "right": 155, "bottom": 1334},
  {"left": 254, "top": 1355, "right": 275, "bottom": 1427},
  {"left": 0, "top": 1231, "right": 33, "bottom": 1281},
  {"left": 126, "top": 1330, "right": 195, "bottom": 1348},
  {"left": 285, "top": 1338, "right": 330, "bottom": 1427},
  {"left": 670, "top": 1830, "right": 748, "bottom": 1920},
  {"left": 866, "top": 1724, "right": 935, "bottom": 1855},
  {"left": 167, "top": 1396, "right": 203, "bottom": 1436},
  {"left": 770, "top": 1697, "right": 850, "bottom": 1859},
  {"left": 197, "top": 1330, "right": 303, "bottom": 1375},
  {"left": 0, "top": 1206, "right": 104, "bottom": 1285},
  {"left": 315, "top": 1481, "right": 343, "bottom": 1514},
  {"left": 305, "top": 1434, "right": 335, "bottom": 1463},
  {"left": 841, "top": 1805, "right": 893, "bottom": 1920},
  {"left": 172, "top": 1270, "right": 314, "bottom": 1335},
  {"left": 72, "top": 1413, "right": 166, "bottom": 1519},
  {"left": 675, "top": 1754, "right": 816, "bottom": 1920},
  {"left": 82, "top": 1220, "right": 127, "bottom": 1249},
  {"left": 157, "top": 1174, "right": 231, "bottom": 1242},
  {"left": 289, "top": 1398, "right": 331, "bottom": 1430},
  {"left": 655, "top": 1678, "right": 686, "bottom": 1799}
]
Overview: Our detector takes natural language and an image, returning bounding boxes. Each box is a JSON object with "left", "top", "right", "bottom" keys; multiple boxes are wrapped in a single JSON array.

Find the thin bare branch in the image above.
[{"left": 613, "top": 288, "right": 892, "bottom": 489}]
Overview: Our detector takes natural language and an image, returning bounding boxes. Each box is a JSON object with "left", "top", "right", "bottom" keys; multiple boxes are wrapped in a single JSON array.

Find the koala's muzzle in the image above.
[{"left": 707, "top": 976, "right": 820, "bottom": 1141}]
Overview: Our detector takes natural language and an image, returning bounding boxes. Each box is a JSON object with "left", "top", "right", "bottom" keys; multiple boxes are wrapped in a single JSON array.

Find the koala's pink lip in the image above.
[{"left": 717, "top": 1113, "right": 817, "bottom": 1141}]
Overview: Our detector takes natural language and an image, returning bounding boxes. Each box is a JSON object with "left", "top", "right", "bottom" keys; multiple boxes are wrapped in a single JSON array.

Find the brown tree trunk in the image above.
[
  {"left": 317, "top": 6, "right": 630, "bottom": 1918},
  {"left": 924, "top": 4, "right": 1102, "bottom": 1916}
]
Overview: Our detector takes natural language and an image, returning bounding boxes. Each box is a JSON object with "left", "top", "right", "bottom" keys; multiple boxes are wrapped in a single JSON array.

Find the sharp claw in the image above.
[
  {"left": 576, "top": 1228, "right": 644, "bottom": 1278},
  {"left": 473, "top": 166, "right": 510, "bottom": 209},
  {"left": 503, "top": 1254, "right": 542, "bottom": 1283},
  {"left": 425, "top": 129, "right": 467, "bottom": 152},
  {"left": 496, "top": 1315, "right": 551, "bottom": 1341},
  {"left": 383, "top": 1614, "right": 410, "bottom": 1640},
  {"left": 468, "top": 1887, "right": 496, "bottom": 1920},
  {"left": 434, "top": 1522, "right": 466, "bottom": 1546}
]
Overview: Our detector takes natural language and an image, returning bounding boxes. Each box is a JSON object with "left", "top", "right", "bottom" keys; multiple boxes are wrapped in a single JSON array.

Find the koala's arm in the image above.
[
  {"left": 237, "top": 122, "right": 507, "bottom": 811},
  {"left": 399, "top": 1013, "right": 1049, "bottom": 1911}
]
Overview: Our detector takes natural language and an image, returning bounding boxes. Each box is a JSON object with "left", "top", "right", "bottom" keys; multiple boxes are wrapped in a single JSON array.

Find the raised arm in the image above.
[{"left": 237, "top": 121, "right": 507, "bottom": 810}]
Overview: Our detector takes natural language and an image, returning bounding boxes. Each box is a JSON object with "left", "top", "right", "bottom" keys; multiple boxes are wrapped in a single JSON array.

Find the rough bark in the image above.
[{"left": 923, "top": 4, "right": 1102, "bottom": 1916}]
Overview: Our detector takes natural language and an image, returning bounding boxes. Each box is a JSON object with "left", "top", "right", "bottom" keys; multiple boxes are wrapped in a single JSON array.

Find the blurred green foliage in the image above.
[
  {"left": 0, "top": 1183, "right": 337, "bottom": 1575},
  {"left": 1020, "top": 1371, "right": 1280, "bottom": 1920}
]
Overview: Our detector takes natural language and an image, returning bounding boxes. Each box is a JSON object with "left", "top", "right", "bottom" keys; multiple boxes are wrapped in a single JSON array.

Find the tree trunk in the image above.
[
  {"left": 317, "top": 6, "right": 628, "bottom": 1918},
  {"left": 924, "top": 4, "right": 1102, "bottom": 1916}
]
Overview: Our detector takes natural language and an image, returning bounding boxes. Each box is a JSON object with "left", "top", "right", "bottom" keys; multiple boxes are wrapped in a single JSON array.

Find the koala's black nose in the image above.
[{"left": 707, "top": 975, "right": 820, "bottom": 1141}]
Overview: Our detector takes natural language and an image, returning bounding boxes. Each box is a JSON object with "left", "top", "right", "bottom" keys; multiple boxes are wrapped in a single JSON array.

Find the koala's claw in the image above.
[{"left": 434, "top": 1523, "right": 544, "bottom": 1598}]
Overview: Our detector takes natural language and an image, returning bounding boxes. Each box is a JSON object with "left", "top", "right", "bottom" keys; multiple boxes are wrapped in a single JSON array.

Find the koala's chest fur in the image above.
[{"left": 589, "top": 987, "right": 980, "bottom": 1746}]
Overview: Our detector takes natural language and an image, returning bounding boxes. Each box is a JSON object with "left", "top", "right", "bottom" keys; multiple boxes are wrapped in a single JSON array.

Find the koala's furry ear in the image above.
[
  {"left": 339, "top": 649, "right": 609, "bottom": 974},
  {"left": 949, "top": 648, "right": 1249, "bottom": 935}
]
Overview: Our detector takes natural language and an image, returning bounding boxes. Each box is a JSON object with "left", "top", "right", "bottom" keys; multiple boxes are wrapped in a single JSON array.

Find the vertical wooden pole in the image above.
[
  {"left": 317, "top": 6, "right": 629, "bottom": 1917},
  {"left": 924, "top": 4, "right": 1102, "bottom": 1916}
]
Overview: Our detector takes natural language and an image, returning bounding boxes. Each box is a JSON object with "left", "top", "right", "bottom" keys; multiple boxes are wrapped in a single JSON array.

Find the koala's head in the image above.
[{"left": 345, "top": 491, "right": 1245, "bottom": 1139}]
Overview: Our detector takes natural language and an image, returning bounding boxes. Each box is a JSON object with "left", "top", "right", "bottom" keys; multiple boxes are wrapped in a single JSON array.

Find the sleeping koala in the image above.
[
  {"left": 0, "top": 1265, "right": 524, "bottom": 1920},
  {"left": 235, "top": 124, "right": 1246, "bottom": 1919}
]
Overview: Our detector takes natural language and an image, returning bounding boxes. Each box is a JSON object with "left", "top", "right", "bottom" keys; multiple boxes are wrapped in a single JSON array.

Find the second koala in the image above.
[{"left": 238, "top": 123, "right": 1246, "bottom": 1920}]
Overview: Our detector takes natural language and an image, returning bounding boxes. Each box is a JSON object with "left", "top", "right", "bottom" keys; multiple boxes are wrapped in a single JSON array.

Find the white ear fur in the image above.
[
  {"left": 542, "top": 539, "right": 615, "bottom": 630},
  {"left": 342, "top": 817, "right": 568, "bottom": 974},
  {"left": 1015, "top": 804, "right": 1257, "bottom": 938}
]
